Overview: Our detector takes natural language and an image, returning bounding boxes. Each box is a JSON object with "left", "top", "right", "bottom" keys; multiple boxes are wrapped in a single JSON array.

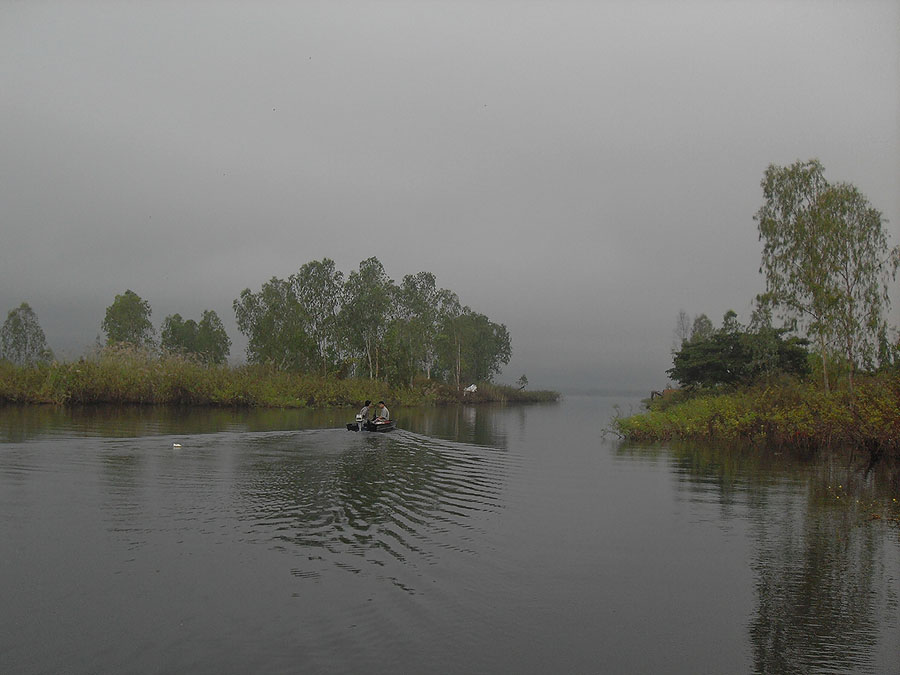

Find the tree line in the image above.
[
  {"left": 232, "top": 257, "right": 511, "bottom": 387},
  {"left": 1, "top": 257, "right": 512, "bottom": 389},
  {"left": 669, "top": 159, "right": 899, "bottom": 392}
]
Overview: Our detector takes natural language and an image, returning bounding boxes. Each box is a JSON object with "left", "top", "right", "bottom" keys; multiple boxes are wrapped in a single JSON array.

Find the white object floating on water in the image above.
[{"left": 173, "top": 443, "right": 182, "bottom": 448}]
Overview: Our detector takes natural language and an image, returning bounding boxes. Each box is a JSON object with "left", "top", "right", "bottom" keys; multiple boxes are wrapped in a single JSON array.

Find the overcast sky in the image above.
[{"left": 1, "top": 1, "right": 898, "bottom": 392}]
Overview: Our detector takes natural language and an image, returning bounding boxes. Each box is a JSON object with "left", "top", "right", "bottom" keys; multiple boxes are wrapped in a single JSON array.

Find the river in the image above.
[{"left": 1, "top": 395, "right": 898, "bottom": 674}]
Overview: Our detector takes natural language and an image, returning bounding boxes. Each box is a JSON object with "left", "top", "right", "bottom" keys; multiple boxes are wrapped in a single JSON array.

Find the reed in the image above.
[
  {"left": 612, "top": 374, "right": 900, "bottom": 455},
  {"left": 0, "top": 346, "right": 559, "bottom": 408}
]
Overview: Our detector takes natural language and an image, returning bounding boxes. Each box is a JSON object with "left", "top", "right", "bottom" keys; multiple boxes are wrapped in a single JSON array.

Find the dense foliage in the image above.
[
  {"left": 755, "top": 159, "right": 899, "bottom": 390},
  {"left": 668, "top": 310, "right": 809, "bottom": 388},
  {"left": 613, "top": 374, "right": 900, "bottom": 455},
  {"left": 161, "top": 310, "right": 231, "bottom": 365},
  {"left": 102, "top": 289, "right": 155, "bottom": 348},
  {"left": 0, "top": 302, "right": 52, "bottom": 366},
  {"left": 618, "top": 160, "right": 900, "bottom": 454},
  {"left": 234, "top": 257, "right": 512, "bottom": 387},
  {"left": 0, "top": 345, "right": 555, "bottom": 407}
]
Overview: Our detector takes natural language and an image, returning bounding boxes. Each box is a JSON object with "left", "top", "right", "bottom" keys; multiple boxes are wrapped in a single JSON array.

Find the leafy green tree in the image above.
[
  {"left": 516, "top": 374, "right": 529, "bottom": 390},
  {"left": 0, "top": 302, "right": 53, "bottom": 365},
  {"left": 161, "top": 314, "right": 198, "bottom": 354},
  {"left": 436, "top": 307, "right": 511, "bottom": 388},
  {"left": 668, "top": 311, "right": 808, "bottom": 388},
  {"left": 383, "top": 271, "right": 455, "bottom": 385},
  {"left": 196, "top": 310, "right": 231, "bottom": 365},
  {"left": 755, "top": 159, "right": 899, "bottom": 391},
  {"left": 292, "top": 258, "right": 344, "bottom": 376},
  {"left": 162, "top": 310, "right": 231, "bottom": 365},
  {"left": 234, "top": 277, "right": 314, "bottom": 370},
  {"left": 102, "top": 290, "right": 155, "bottom": 348},
  {"left": 339, "top": 257, "right": 395, "bottom": 379}
]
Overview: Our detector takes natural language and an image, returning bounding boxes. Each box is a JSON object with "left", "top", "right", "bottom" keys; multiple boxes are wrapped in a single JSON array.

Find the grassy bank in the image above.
[
  {"left": 612, "top": 374, "right": 900, "bottom": 455},
  {"left": 0, "top": 348, "right": 560, "bottom": 408}
]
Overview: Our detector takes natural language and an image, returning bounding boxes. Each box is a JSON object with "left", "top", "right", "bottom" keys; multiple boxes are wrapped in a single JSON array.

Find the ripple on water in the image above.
[{"left": 235, "top": 428, "right": 515, "bottom": 593}]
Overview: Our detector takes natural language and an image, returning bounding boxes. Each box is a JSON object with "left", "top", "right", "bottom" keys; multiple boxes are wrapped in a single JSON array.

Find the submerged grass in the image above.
[
  {"left": 0, "top": 346, "right": 560, "bottom": 409},
  {"left": 612, "top": 374, "right": 900, "bottom": 455}
]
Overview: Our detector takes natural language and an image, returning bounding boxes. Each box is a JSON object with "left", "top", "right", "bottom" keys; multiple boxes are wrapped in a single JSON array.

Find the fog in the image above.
[{"left": 2, "top": 1, "right": 898, "bottom": 392}]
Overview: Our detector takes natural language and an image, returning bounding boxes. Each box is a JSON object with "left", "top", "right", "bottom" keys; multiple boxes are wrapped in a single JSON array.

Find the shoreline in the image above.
[
  {"left": 611, "top": 374, "right": 900, "bottom": 456},
  {"left": 0, "top": 351, "right": 560, "bottom": 409}
]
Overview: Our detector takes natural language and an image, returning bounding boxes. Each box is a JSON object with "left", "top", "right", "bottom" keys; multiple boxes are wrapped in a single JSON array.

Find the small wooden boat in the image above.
[{"left": 347, "top": 415, "right": 395, "bottom": 432}]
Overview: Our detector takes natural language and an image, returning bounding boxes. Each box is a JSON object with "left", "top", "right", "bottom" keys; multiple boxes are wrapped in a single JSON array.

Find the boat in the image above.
[{"left": 346, "top": 414, "right": 395, "bottom": 432}]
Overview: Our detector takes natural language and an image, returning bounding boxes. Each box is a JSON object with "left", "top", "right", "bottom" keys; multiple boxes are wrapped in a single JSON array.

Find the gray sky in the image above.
[{"left": 2, "top": 1, "right": 898, "bottom": 392}]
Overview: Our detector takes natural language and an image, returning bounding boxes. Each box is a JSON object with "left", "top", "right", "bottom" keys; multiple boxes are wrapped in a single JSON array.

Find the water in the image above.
[{"left": 1, "top": 396, "right": 898, "bottom": 674}]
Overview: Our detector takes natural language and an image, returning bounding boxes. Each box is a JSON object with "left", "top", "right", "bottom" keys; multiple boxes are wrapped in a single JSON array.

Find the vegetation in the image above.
[
  {"left": 613, "top": 374, "right": 900, "bottom": 455},
  {"left": 1, "top": 258, "right": 535, "bottom": 410},
  {"left": 755, "top": 159, "right": 899, "bottom": 391},
  {"left": 1, "top": 302, "right": 52, "bottom": 366},
  {"left": 234, "top": 257, "right": 512, "bottom": 388},
  {"left": 102, "top": 289, "right": 155, "bottom": 348},
  {"left": 617, "top": 159, "right": 899, "bottom": 455},
  {"left": 0, "top": 345, "right": 558, "bottom": 408},
  {"left": 161, "top": 310, "right": 231, "bottom": 365},
  {"left": 668, "top": 310, "right": 809, "bottom": 388}
]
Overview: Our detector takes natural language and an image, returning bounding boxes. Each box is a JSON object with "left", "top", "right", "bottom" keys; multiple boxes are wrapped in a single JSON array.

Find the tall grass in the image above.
[
  {"left": 612, "top": 374, "right": 900, "bottom": 455},
  {"left": 0, "top": 345, "right": 560, "bottom": 408}
]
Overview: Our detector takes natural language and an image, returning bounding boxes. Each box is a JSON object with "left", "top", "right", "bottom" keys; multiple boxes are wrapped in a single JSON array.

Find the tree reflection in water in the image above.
[{"left": 619, "top": 441, "right": 900, "bottom": 674}]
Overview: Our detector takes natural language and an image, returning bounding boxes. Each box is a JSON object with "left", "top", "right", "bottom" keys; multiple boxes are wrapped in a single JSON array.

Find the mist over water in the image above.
[{"left": 2, "top": 398, "right": 898, "bottom": 674}]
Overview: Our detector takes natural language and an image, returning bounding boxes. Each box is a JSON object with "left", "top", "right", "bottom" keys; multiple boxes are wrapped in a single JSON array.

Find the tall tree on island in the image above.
[
  {"left": 161, "top": 310, "right": 231, "bottom": 365},
  {"left": 234, "top": 277, "right": 314, "bottom": 370},
  {"left": 340, "top": 257, "right": 394, "bottom": 379},
  {"left": 755, "top": 159, "right": 899, "bottom": 391},
  {"left": 102, "top": 290, "right": 155, "bottom": 348},
  {"left": 0, "top": 302, "right": 53, "bottom": 365},
  {"left": 196, "top": 310, "right": 231, "bottom": 365},
  {"left": 292, "top": 258, "right": 344, "bottom": 377}
]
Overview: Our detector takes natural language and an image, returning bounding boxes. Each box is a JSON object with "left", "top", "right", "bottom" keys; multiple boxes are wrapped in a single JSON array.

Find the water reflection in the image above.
[
  {"left": 619, "top": 441, "right": 900, "bottom": 674},
  {"left": 0, "top": 402, "right": 516, "bottom": 448},
  {"left": 2, "top": 400, "right": 897, "bottom": 673},
  {"left": 0, "top": 403, "right": 355, "bottom": 441},
  {"left": 395, "top": 404, "right": 514, "bottom": 448}
]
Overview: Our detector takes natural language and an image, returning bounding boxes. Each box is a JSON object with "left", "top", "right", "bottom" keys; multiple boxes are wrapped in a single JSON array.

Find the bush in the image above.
[
  {"left": 0, "top": 347, "right": 560, "bottom": 409},
  {"left": 613, "top": 374, "right": 900, "bottom": 455}
]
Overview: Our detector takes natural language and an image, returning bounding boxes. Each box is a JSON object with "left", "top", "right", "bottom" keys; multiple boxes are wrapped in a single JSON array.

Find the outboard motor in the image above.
[{"left": 347, "top": 413, "right": 365, "bottom": 432}]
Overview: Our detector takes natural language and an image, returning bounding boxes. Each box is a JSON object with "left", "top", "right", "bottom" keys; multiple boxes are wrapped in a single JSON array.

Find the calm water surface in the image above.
[{"left": 1, "top": 396, "right": 898, "bottom": 674}]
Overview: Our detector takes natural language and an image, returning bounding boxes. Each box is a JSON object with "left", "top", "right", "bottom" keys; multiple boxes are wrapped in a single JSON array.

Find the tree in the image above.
[
  {"left": 516, "top": 374, "right": 529, "bottom": 390},
  {"left": 292, "top": 258, "right": 344, "bottom": 376},
  {"left": 668, "top": 310, "right": 808, "bottom": 388},
  {"left": 690, "top": 314, "right": 714, "bottom": 342},
  {"left": 102, "top": 290, "right": 154, "bottom": 348},
  {"left": 383, "top": 271, "right": 452, "bottom": 385},
  {"left": 161, "top": 314, "right": 198, "bottom": 355},
  {"left": 162, "top": 310, "right": 231, "bottom": 365},
  {"left": 339, "top": 257, "right": 394, "bottom": 379},
  {"left": 436, "top": 307, "right": 511, "bottom": 388},
  {"left": 196, "top": 310, "right": 231, "bottom": 365},
  {"left": 673, "top": 309, "right": 691, "bottom": 351},
  {"left": 1, "top": 302, "right": 53, "bottom": 365},
  {"left": 234, "top": 277, "right": 314, "bottom": 370},
  {"left": 755, "top": 159, "right": 899, "bottom": 391}
]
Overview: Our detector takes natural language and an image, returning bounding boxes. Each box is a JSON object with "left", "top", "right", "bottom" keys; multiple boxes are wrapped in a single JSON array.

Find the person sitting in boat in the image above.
[
  {"left": 375, "top": 401, "right": 390, "bottom": 421},
  {"left": 359, "top": 400, "right": 372, "bottom": 421}
]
